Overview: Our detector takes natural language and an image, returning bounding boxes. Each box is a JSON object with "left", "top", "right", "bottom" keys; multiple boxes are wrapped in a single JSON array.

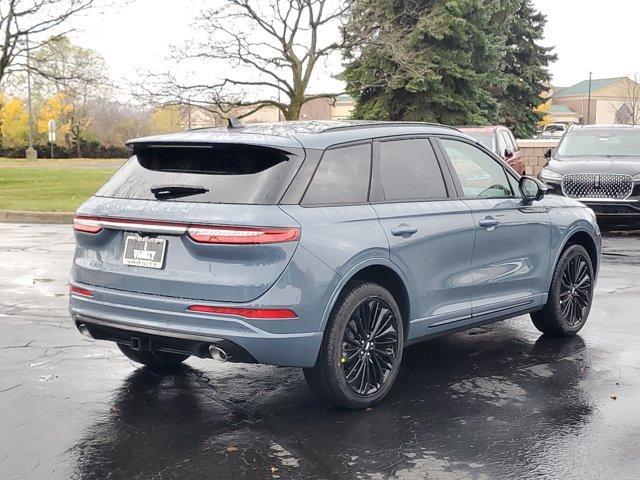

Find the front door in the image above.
[
  {"left": 438, "top": 137, "right": 551, "bottom": 316},
  {"left": 371, "top": 137, "right": 476, "bottom": 340}
]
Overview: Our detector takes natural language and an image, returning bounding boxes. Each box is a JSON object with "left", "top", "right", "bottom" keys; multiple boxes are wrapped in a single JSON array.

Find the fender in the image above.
[
  {"left": 318, "top": 257, "right": 415, "bottom": 333},
  {"left": 546, "top": 223, "right": 600, "bottom": 292}
]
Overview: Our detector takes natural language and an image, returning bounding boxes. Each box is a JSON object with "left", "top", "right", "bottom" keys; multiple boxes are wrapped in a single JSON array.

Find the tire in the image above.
[
  {"left": 531, "top": 244, "right": 594, "bottom": 336},
  {"left": 118, "top": 343, "right": 189, "bottom": 368},
  {"left": 303, "top": 281, "right": 404, "bottom": 409}
]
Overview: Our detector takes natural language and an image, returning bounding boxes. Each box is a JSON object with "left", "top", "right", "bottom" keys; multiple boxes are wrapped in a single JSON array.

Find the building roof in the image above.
[
  {"left": 127, "top": 120, "right": 463, "bottom": 150},
  {"left": 553, "top": 77, "right": 625, "bottom": 98},
  {"left": 549, "top": 104, "right": 576, "bottom": 114}
]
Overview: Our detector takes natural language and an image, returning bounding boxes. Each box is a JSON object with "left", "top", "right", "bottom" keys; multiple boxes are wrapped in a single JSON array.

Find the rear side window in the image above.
[
  {"left": 95, "top": 144, "right": 302, "bottom": 204},
  {"left": 379, "top": 139, "right": 447, "bottom": 201},
  {"left": 302, "top": 143, "right": 371, "bottom": 206}
]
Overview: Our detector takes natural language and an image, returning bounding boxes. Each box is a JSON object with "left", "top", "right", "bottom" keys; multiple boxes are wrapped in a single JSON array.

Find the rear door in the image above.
[
  {"left": 371, "top": 137, "right": 476, "bottom": 339},
  {"left": 73, "top": 143, "right": 304, "bottom": 303},
  {"left": 437, "top": 137, "right": 551, "bottom": 316}
]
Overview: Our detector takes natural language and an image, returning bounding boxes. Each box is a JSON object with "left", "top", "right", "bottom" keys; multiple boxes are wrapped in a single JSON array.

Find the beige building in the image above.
[
  {"left": 550, "top": 77, "right": 639, "bottom": 125},
  {"left": 183, "top": 95, "right": 356, "bottom": 128}
]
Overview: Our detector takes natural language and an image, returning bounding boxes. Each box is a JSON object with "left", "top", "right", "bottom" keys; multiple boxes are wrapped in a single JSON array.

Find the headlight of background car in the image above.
[
  {"left": 633, "top": 173, "right": 640, "bottom": 183},
  {"left": 539, "top": 168, "right": 563, "bottom": 182}
]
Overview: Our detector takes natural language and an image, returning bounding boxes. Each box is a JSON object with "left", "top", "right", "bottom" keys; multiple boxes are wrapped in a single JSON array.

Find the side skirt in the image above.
[{"left": 404, "top": 305, "right": 544, "bottom": 347}]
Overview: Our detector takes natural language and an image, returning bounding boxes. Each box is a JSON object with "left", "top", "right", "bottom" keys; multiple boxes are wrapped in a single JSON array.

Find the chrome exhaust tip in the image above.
[
  {"left": 78, "top": 323, "right": 93, "bottom": 338},
  {"left": 209, "top": 345, "right": 228, "bottom": 362}
]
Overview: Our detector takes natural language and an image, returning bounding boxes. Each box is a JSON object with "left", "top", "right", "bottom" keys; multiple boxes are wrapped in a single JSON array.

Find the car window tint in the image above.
[
  {"left": 379, "top": 139, "right": 447, "bottom": 201},
  {"left": 302, "top": 143, "right": 371, "bottom": 205},
  {"left": 441, "top": 139, "right": 514, "bottom": 199},
  {"left": 95, "top": 145, "right": 302, "bottom": 204}
]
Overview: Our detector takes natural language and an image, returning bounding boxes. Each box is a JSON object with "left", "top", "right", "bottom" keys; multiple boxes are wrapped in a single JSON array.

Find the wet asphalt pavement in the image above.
[{"left": 1, "top": 224, "right": 639, "bottom": 480}]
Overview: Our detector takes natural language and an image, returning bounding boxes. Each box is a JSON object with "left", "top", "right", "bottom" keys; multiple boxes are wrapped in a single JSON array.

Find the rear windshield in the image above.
[
  {"left": 557, "top": 130, "right": 640, "bottom": 158},
  {"left": 96, "top": 144, "right": 303, "bottom": 204}
]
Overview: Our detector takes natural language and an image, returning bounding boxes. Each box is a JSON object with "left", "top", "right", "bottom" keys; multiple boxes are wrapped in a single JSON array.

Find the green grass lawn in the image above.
[{"left": 0, "top": 159, "right": 122, "bottom": 212}]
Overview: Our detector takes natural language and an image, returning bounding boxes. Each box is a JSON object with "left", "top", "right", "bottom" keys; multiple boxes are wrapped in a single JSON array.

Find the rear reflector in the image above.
[
  {"left": 187, "top": 305, "right": 297, "bottom": 319},
  {"left": 69, "top": 285, "right": 93, "bottom": 297},
  {"left": 73, "top": 216, "right": 102, "bottom": 234},
  {"left": 187, "top": 226, "right": 299, "bottom": 244}
]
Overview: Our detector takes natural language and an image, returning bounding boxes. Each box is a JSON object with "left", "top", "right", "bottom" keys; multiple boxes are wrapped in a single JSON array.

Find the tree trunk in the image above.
[{"left": 286, "top": 95, "right": 304, "bottom": 121}]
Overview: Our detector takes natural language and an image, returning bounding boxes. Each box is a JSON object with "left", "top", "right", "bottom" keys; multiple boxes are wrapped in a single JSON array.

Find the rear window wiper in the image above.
[{"left": 150, "top": 185, "right": 209, "bottom": 199}]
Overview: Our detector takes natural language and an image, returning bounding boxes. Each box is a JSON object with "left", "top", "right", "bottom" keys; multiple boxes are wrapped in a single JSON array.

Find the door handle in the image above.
[
  {"left": 391, "top": 224, "right": 418, "bottom": 238},
  {"left": 478, "top": 217, "right": 500, "bottom": 229}
]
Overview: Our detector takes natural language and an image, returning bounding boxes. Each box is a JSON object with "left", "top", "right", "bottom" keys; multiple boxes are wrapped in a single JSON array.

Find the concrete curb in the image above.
[{"left": 0, "top": 210, "right": 74, "bottom": 224}]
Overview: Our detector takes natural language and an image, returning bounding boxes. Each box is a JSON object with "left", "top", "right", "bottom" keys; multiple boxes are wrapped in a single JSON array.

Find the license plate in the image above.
[{"left": 123, "top": 235, "right": 167, "bottom": 269}]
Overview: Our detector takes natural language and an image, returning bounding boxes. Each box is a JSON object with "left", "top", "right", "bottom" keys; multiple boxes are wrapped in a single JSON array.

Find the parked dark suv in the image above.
[
  {"left": 70, "top": 121, "right": 601, "bottom": 408},
  {"left": 539, "top": 125, "right": 640, "bottom": 220}
]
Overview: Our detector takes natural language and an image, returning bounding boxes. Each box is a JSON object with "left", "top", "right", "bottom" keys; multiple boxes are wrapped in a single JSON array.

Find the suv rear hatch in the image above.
[{"left": 73, "top": 140, "right": 304, "bottom": 303}]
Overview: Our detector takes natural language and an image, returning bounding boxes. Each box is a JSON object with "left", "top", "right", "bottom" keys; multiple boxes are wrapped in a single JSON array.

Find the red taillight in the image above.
[
  {"left": 73, "top": 216, "right": 102, "bottom": 234},
  {"left": 187, "top": 305, "right": 297, "bottom": 319},
  {"left": 69, "top": 284, "right": 93, "bottom": 297},
  {"left": 187, "top": 226, "right": 299, "bottom": 244}
]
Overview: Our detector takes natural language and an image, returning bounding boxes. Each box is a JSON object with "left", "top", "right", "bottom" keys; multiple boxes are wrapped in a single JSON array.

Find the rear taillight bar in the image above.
[
  {"left": 72, "top": 215, "right": 299, "bottom": 244},
  {"left": 73, "top": 216, "right": 102, "bottom": 234},
  {"left": 69, "top": 284, "right": 93, "bottom": 297},
  {"left": 186, "top": 226, "right": 299, "bottom": 244},
  {"left": 187, "top": 305, "right": 297, "bottom": 320}
]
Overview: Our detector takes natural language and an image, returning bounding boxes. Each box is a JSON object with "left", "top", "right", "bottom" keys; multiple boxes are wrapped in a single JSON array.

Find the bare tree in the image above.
[
  {"left": 32, "top": 36, "right": 110, "bottom": 156},
  {"left": 0, "top": 0, "right": 94, "bottom": 85},
  {"left": 615, "top": 75, "right": 640, "bottom": 125},
  {"left": 150, "top": 0, "right": 352, "bottom": 121}
]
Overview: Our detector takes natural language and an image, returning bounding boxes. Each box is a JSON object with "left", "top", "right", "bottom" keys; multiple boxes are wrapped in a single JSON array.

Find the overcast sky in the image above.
[{"left": 69, "top": 0, "right": 637, "bottom": 97}]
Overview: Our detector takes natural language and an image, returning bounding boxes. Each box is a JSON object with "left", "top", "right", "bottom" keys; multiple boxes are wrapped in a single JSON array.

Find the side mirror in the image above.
[
  {"left": 519, "top": 176, "right": 547, "bottom": 204},
  {"left": 504, "top": 148, "right": 514, "bottom": 158},
  {"left": 544, "top": 148, "right": 553, "bottom": 160}
]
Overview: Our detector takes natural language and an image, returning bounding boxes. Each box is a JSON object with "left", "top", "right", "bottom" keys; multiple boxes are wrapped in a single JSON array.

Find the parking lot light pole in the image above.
[
  {"left": 586, "top": 71, "right": 593, "bottom": 125},
  {"left": 25, "top": 34, "right": 37, "bottom": 161}
]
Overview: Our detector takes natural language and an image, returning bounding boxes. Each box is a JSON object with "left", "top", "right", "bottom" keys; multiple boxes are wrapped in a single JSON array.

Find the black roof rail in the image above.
[{"left": 320, "top": 121, "right": 460, "bottom": 134}]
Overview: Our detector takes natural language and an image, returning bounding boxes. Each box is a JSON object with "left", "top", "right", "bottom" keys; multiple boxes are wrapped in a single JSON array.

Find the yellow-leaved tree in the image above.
[
  {"left": 37, "top": 93, "right": 73, "bottom": 145},
  {"left": 150, "top": 105, "right": 184, "bottom": 134},
  {"left": 0, "top": 93, "right": 29, "bottom": 148},
  {"left": 535, "top": 101, "right": 553, "bottom": 126}
]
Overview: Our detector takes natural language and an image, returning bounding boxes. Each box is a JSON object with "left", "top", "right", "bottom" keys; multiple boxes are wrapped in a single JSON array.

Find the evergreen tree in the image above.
[
  {"left": 499, "top": 0, "right": 556, "bottom": 137},
  {"left": 342, "top": 0, "right": 554, "bottom": 136}
]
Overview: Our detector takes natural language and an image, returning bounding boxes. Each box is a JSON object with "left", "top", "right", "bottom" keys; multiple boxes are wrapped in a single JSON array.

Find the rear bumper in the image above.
[{"left": 69, "top": 283, "right": 323, "bottom": 368}]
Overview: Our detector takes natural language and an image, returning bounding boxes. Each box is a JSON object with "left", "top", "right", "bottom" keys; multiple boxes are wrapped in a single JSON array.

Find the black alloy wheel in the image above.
[
  {"left": 340, "top": 297, "right": 400, "bottom": 396},
  {"left": 559, "top": 253, "right": 592, "bottom": 327}
]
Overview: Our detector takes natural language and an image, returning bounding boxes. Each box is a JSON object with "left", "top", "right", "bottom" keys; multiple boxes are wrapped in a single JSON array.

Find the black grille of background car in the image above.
[{"left": 562, "top": 174, "right": 633, "bottom": 199}]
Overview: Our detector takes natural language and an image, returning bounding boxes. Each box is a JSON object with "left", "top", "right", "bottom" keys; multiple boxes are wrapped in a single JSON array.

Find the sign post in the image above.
[{"left": 47, "top": 119, "right": 56, "bottom": 159}]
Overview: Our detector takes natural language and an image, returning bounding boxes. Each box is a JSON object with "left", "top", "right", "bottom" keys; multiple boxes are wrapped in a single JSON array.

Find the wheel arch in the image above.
[
  {"left": 321, "top": 259, "right": 413, "bottom": 337},
  {"left": 553, "top": 228, "right": 600, "bottom": 281}
]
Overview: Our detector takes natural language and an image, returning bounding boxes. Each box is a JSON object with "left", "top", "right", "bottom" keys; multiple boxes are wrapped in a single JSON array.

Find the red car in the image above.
[{"left": 459, "top": 126, "right": 525, "bottom": 175}]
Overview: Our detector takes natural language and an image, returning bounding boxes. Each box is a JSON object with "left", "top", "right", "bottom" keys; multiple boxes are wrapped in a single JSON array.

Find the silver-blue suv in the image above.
[{"left": 69, "top": 121, "right": 601, "bottom": 408}]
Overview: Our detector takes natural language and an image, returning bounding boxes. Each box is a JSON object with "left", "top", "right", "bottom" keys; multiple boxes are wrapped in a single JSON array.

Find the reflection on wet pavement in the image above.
[{"left": 1, "top": 224, "right": 639, "bottom": 479}]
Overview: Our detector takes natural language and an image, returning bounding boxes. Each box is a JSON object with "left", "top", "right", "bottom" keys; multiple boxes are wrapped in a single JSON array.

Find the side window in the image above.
[
  {"left": 302, "top": 143, "right": 371, "bottom": 206},
  {"left": 378, "top": 139, "right": 448, "bottom": 201},
  {"left": 496, "top": 132, "right": 508, "bottom": 157},
  {"left": 501, "top": 131, "right": 516, "bottom": 153},
  {"left": 508, "top": 130, "right": 519, "bottom": 151},
  {"left": 440, "top": 139, "right": 514, "bottom": 199}
]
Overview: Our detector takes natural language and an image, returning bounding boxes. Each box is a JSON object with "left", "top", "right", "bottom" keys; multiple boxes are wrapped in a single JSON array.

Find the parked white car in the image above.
[{"left": 541, "top": 123, "right": 568, "bottom": 138}]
